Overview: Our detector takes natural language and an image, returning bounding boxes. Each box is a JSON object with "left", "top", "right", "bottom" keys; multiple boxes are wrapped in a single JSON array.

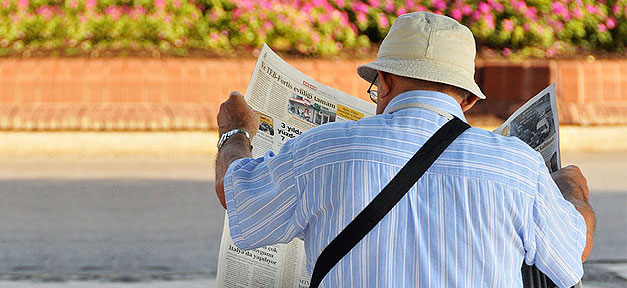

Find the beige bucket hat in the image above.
[{"left": 357, "top": 12, "right": 486, "bottom": 99}]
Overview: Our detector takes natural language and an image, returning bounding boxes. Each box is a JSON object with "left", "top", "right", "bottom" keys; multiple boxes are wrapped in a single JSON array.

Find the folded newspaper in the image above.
[{"left": 216, "top": 44, "right": 561, "bottom": 288}]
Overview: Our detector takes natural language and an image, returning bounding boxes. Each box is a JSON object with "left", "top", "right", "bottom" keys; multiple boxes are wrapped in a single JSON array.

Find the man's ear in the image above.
[
  {"left": 460, "top": 95, "right": 479, "bottom": 112},
  {"left": 377, "top": 70, "right": 392, "bottom": 99}
]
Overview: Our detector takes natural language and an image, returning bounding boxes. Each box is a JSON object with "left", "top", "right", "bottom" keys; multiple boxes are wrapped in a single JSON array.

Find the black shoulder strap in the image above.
[{"left": 309, "top": 117, "right": 470, "bottom": 287}]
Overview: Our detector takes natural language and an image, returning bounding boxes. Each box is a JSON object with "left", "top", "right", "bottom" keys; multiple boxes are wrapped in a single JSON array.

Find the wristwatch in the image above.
[{"left": 217, "top": 128, "right": 251, "bottom": 150}]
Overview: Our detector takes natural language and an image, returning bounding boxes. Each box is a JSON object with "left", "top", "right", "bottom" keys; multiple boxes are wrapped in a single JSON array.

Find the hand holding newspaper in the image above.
[
  {"left": 216, "top": 44, "right": 374, "bottom": 288},
  {"left": 216, "top": 44, "right": 562, "bottom": 287}
]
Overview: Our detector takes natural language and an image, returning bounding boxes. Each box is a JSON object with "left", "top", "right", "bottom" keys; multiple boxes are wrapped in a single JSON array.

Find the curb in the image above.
[{"left": 1, "top": 126, "right": 625, "bottom": 158}]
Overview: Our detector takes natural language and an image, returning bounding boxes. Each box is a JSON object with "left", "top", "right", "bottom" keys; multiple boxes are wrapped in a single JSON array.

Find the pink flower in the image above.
[
  {"left": 300, "top": 3, "right": 313, "bottom": 13},
  {"left": 551, "top": 2, "right": 567, "bottom": 17},
  {"left": 106, "top": 6, "right": 122, "bottom": 20},
  {"left": 130, "top": 5, "right": 146, "bottom": 19},
  {"left": 368, "top": 0, "right": 379, "bottom": 7},
  {"left": 318, "top": 13, "right": 331, "bottom": 23},
  {"left": 349, "top": 23, "right": 358, "bottom": 33},
  {"left": 2, "top": 0, "right": 10, "bottom": 9},
  {"left": 404, "top": 0, "right": 414, "bottom": 10},
  {"left": 340, "top": 11, "right": 349, "bottom": 25},
  {"left": 586, "top": 4, "right": 600, "bottom": 15},
  {"left": 378, "top": 14, "right": 389, "bottom": 28},
  {"left": 512, "top": 0, "right": 527, "bottom": 12},
  {"left": 263, "top": 21, "right": 273, "bottom": 31},
  {"left": 488, "top": 0, "right": 504, "bottom": 13},
  {"left": 612, "top": 4, "right": 621, "bottom": 15},
  {"left": 68, "top": 0, "right": 78, "bottom": 9},
  {"left": 598, "top": 23, "right": 607, "bottom": 32},
  {"left": 415, "top": 4, "right": 426, "bottom": 12},
  {"left": 396, "top": 7, "right": 407, "bottom": 16},
  {"left": 451, "top": 9, "right": 462, "bottom": 21},
  {"left": 432, "top": 0, "right": 446, "bottom": 11},
  {"left": 312, "top": 33, "right": 320, "bottom": 43},
  {"left": 478, "top": 2, "right": 490, "bottom": 13},
  {"left": 384, "top": 0, "right": 394, "bottom": 13},
  {"left": 154, "top": 0, "right": 166, "bottom": 10},
  {"left": 461, "top": 5, "right": 472, "bottom": 16},
  {"left": 173, "top": 0, "right": 181, "bottom": 9},
  {"left": 353, "top": 2, "right": 369, "bottom": 14},
  {"left": 80, "top": 14, "right": 88, "bottom": 23},
  {"left": 484, "top": 14, "right": 495, "bottom": 29},
  {"left": 356, "top": 12, "right": 367, "bottom": 24},
  {"left": 572, "top": 8, "right": 583, "bottom": 19},
  {"left": 17, "top": 0, "right": 28, "bottom": 9},
  {"left": 37, "top": 5, "right": 54, "bottom": 20},
  {"left": 502, "top": 19, "right": 514, "bottom": 32},
  {"left": 546, "top": 48, "right": 556, "bottom": 58},
  {"left": 335, "top": 0, "right": 345, "bottom": 8},
  {"left": 523, "top": 23, "right": 530, "bottom": 32},
  {"left": 554, "top": 21, "right": 563, "bottom": 32},
  {"left": 606, "top": 18, "right": 616, "bottom": 29},
  {"left": 525, "top": 7, "right": 538, "bottom": 21},
  {"left": 312, "top": 0, "right": 325, "bottom": 7},
  {"left": 86, "top": 0, "right": 96, "bottom": 10},
  {"left": 502, "top": 48, "right": 511, "bottom": 57}
]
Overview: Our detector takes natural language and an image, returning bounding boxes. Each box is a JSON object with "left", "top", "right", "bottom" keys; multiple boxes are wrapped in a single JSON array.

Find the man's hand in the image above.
[
  {"left": 552, "top": 165, "right": 589, "bottom": 204},
  {"left": 215, "top": 91, "right": 259, "bottom": 209},
  {"left": 551, "top": 165, "right": 595, "bottom": 262},
  {"left": 217, "top": 91, "right": 259, "bottom": 138}
]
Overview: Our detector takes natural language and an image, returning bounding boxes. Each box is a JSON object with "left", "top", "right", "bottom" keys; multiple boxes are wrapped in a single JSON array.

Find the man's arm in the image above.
[
  {"left": 552, "top": 165, "right": 595, "bottom": 262},
  {"left": 215, "top": 91, "right": 260, "bottom": 209}
]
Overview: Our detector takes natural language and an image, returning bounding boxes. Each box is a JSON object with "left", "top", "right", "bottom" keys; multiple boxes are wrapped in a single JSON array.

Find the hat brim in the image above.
[{"left": 357, "top": 59, "right": 486, "bottom": 100}]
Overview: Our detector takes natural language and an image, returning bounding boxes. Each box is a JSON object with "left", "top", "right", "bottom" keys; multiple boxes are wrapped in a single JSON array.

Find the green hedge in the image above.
[{"left": 0, "top": 0, "right": 625, "bottom": 58}]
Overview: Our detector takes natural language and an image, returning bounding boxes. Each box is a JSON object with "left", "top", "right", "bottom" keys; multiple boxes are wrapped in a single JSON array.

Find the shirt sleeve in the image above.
[
  {"left": 524, "top": 163, "right": 587, "bottom": 288},
  {"left": 223, "top": 138, "right": 306, "bottom": 250}
]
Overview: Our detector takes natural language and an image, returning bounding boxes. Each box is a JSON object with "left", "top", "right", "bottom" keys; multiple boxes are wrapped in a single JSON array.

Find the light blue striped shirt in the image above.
[{"left": 224, "top": 91, "right": 586, "bottom": 287}]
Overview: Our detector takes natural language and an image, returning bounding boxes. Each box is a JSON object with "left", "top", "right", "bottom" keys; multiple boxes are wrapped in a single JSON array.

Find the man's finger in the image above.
[{"left": 230, "top": 91, "right": 243, "bottom": 100}]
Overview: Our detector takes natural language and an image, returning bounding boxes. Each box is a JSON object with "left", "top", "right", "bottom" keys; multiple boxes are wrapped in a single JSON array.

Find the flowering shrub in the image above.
[{"left": 0, "top": 0, "right": 625, "bottom": 58}]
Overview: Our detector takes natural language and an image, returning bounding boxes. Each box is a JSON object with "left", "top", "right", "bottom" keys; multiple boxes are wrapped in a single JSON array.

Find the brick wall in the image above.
[{"left": 0, "top": 57, "right": 625, "bottom": 130}]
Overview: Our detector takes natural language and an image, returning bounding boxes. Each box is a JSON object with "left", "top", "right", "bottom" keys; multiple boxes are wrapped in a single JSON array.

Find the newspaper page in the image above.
[
  {"left": 216, "top": 44, "right": 375, "bottom": 288},
  {"left": 493, "top": 84, "right": 560, "bottom": 172}
]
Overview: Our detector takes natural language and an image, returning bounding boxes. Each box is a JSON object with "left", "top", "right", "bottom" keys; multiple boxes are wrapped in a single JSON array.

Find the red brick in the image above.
[
  {"left": 600, "top": 61, "right": 621, "bottom": 102},
  {"left": 482, "top": 65, "right": 528, "bottom": 101},
  {"left": 557, "top": 63, "right": 581, "bottom": 103},
  {"left": 0, "top": 57, "right": 625, "bottom": 130},
  {"left": 620, "top": 64, "right": 627, "bottom": 102},
  {"left": 582, "top": 63, "right": 603, "bottom": 103}
]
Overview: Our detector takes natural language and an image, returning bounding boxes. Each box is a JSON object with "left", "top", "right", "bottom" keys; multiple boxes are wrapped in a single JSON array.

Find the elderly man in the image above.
[{"left": 215, "top": 12, "right": 594, "bottom": 287}]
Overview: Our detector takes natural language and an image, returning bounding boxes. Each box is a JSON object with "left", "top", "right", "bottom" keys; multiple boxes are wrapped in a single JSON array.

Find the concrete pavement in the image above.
[{"left": 0, "top": 129, "right": 625, "bottom": 287}]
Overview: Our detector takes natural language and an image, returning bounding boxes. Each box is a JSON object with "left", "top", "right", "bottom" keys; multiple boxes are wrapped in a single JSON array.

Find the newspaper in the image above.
[
  {"left": 493, "top": 84, "right": 561, "bottom": 172},
  {"left": 216, "top": 43, "right": 561, "bottom": 287},
  {"left": 216, "top": 44, "right": 374, "bottom": 288}
]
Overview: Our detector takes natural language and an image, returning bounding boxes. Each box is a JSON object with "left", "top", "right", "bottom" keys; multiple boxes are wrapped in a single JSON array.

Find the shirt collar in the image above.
[{"left": 382, "top": 90, "right": 467, "bottom": 122}]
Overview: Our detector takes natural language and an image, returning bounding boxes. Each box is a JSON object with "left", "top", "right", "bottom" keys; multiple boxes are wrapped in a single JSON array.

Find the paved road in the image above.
[{"left": 0, "top": 151, "right": 625, "bottom": 286}]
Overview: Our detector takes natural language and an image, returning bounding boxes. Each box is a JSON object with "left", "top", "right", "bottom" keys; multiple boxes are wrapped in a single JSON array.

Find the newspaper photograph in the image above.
[
  {"left": 493, "top": 84, "right": 561, "bottom": 172},
  {"left": 216, "top": 44, "right": 375, "bottom": 288}
]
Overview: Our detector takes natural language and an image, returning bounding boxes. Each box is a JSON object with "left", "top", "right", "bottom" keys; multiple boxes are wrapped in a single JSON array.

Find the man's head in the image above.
[{"left": 357, "top": 12, "right": 485, "bottom": 114}]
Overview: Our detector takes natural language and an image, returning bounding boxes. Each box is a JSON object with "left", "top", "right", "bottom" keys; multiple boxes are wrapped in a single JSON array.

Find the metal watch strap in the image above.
[{"left": 217, "top": 128, "right": 251, "bottom": 150}]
